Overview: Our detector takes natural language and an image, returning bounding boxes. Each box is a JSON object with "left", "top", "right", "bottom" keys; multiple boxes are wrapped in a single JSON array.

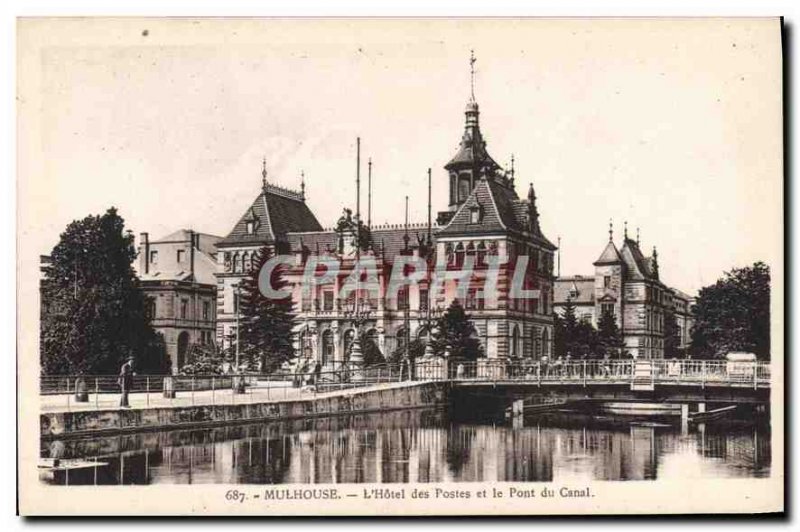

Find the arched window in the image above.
[
  {"left": 365, "top": 328, "right": 379, "bottom": 355},
  {"left": 466, "top": 243, "right": 476, "bottom": 266},
  {"left": 531, "top": 328, "right": 539, "bottom": 359},
  {"left": 455, "top": 243, "right": 465, "bottom": 268},
  {"left": 343, "top": 329, "right": 355, "bottom": 363},
  {"left": 476, "top": 242, "right": 487, "bottom": 268},
  {"left": 445, "top": 243, "right": 454, "bottom": 265},
  {"left": 541, "top": 328, "right": 550, "bottom": 358},
  {"left": 511, "top": 326, "right": 520, "bottom": 358},
  {"left": 177, "top": 331, "right": 190, "bottom": 370},
  {"left": 232, "top": 252, "right": 240, "bottom": 273},
  {"left": 321, "top": 330, "right": 334, "bottom": 366}
]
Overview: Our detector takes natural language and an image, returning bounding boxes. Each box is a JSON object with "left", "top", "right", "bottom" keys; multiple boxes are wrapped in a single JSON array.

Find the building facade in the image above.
[
  {"left": 215, "top": 166, "right": 324, "bottom": 352},
  {"left": 215, "top": 87, "right": 557, "bottom": 368},
  {"left": 137, "top": 229, "right": 221, "bottom": 373},
  {"left": 553, "top": 229, "right": 694, "bottom": 359}
]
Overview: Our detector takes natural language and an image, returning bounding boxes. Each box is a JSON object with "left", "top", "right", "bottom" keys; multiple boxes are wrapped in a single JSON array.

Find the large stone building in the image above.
[
  {"left": 215, "top": 84, "right": 557, "bottom": 368},
  {"left": 214, "top": 167, "right": 324, "bottom": 352},
  {"left": 553, "top": 227, "right": 694, "bottom": 359},
  {"left": 137, "top": 229, "right": 221, "bottom": 372}
]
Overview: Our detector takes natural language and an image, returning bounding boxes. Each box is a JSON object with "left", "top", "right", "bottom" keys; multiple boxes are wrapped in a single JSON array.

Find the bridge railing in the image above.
[
  {"left": 447, "top": 359, "right": 771, "bottom": 388},
  {"left": 39, "top": 358, "right": 770, "bottom": 412}
]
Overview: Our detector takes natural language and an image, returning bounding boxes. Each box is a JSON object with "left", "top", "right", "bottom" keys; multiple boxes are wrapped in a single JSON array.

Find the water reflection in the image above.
[{"left": 41, "top": 409, "right": 770, "bottom": 485}]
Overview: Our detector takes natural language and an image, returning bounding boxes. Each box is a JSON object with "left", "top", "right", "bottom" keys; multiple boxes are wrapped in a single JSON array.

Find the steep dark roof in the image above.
[
  {"left": 594, "top": 240, "right": 623, "bottom": 265},
  {"left": 438, "top": 177, "right": 556, "bottom": 249},
  {"left": 620, "top": 238, "right": 656, "bottom": 280},
  {"left": 218, "top": 184, "right": 322, "bottom": 248}
]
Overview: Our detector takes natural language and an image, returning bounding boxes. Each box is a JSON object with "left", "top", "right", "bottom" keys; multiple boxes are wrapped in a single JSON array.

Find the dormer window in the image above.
[
  {"left": 246, "top": 221, "right": 255, "bottom": 234},
  {"left": 176, "top": 249, "right": 185, "bottom": 263},
  {"left": 469, "top": 205, "right": 482, "bottom": 224}
]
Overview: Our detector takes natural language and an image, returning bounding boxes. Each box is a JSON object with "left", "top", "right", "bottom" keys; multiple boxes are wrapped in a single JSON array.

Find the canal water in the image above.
[{"left": 41, "top": 408, "right": 770, "bottom": 485}]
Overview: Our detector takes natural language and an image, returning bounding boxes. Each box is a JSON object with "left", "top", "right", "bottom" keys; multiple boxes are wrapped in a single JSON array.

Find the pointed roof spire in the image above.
[
  {"left": 652, "top": 245, "right": 660, "bottom": 278},
  {"left": 469, "top": 49, "right": 477, "bottom": 102},
  {"left": 608, "top": 219, "right": 614, "bottom": 242},
  {"left": 261, "top": 157, "right": 268, "bottom": 188},
  {"left": 594, "top": 237, "right": 623, "bottom": 266},
  {"left": 300, "top": 170, "right": 306, "bottom": 200},
  {"left": 637, "top": 226, "right": 641, "bottom": 245},
  {"left": 624, "top": 220, "right": 629, "bottom": 240}
]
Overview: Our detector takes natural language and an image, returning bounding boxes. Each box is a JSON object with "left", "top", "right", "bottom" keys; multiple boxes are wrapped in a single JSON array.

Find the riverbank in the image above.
[{"left": 41, "top": 381, "right": 450, "bottom": 439}]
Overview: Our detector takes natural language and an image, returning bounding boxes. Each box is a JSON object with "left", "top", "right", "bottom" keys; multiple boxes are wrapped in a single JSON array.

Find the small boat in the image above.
[{"left": 601, "top": 402, "right": 681, "bottom": 416}]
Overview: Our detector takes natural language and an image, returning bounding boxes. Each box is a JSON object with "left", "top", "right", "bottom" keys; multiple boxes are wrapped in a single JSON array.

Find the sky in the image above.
[{"left": 18, "top": 18, "right": 783, "bottom": 295}]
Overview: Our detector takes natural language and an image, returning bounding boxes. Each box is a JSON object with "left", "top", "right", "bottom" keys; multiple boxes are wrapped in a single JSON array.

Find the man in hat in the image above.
[{"left": 118, "top": 356, "right": 135, "bottom": 408}]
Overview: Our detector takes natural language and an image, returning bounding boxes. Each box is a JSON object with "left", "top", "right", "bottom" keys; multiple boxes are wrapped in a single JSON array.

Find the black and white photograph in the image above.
[{"left": 16, "top": 16, "right": 784, "bottom": 515}]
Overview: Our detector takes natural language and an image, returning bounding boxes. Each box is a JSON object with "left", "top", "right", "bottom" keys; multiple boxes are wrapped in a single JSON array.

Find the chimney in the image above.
[
  {"left": 188, "top": 230, "right": 195, "bottom": 279},
  {"left": 140, "top": 232, "right": 149, "bottom": 274}
]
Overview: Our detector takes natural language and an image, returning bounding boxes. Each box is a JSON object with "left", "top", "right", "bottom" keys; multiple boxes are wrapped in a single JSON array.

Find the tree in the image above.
[
  {"left": 597, "top": 308, "right": 625, "bottom": 359},
  {"left": 238, "top": 245, "right": 297, "bottom": 371},
  {"left": 430, "top": 300, "right": 481, "bottom": 360},
  {"left": 553, "top": 298, "right": 599, "bottom": 359},
  {"left": 663, "top": 310, "right": 682, "bottom": 359},
  {"left": 690, "top": 262, "right": 770, "bottom": 360},
  {"left": 40, "top": 207, "right": 169, "bottom": 375},
  {"left": 552, "top": 313, "right": 567, "bottom": 359}
]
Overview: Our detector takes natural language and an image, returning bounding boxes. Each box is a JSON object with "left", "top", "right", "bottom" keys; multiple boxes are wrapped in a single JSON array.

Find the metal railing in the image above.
[
  {"left": 40, "top": 359, "right": 770, "bottom": 412},
  {"left": 448, "top": 359, "right": 771, "bottom": 389},
  {"left": 39, "top": 364, "right": 417, "bottom": 412}
]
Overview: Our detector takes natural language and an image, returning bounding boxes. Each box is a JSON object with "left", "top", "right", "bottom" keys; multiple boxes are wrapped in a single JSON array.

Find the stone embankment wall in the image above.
[{"left": 41, "top": 382, "right": 449, "bottom": 439}]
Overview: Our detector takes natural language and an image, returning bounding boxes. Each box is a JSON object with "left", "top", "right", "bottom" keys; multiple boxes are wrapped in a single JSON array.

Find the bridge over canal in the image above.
[{"left": 40, "top": 359, "right": 771, "bottom": 438}]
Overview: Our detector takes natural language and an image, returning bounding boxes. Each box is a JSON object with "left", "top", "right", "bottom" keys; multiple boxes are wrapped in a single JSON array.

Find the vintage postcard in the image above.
[{"left": 17, "top": 17, "right": 784, "bottom": 515}]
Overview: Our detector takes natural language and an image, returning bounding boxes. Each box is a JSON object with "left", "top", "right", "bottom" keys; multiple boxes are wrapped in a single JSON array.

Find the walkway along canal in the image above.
[{"left": 40, "top": 359, "right": 771, "bottom": 439}]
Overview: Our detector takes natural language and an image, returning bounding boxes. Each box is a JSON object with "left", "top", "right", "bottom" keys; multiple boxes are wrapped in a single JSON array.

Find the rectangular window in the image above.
[
  {"left": 323, "top": 290, "right": 334, "bottom": 311},
  {"left": 180, "top": 299, "right": 188, "bottom": 319},
  {"left": 601, "top": 303, "right": 614, "bottom": 316},
  {"left": 150, "top": 250, "right": 158, "bottom": 264},
  {"left": 177, "top": 249, "right": 185, "bottom": 263},
  {"left": 604, "top": 276, "right": 611, "bottom": 288},
  {"left": 466, "top": 290, "right": 476, "bottom": 310},
  {"left": 233, "top": 292, "right": 240, "bottom": 313},
  {"left": 419, "top": 289, "right": 429, "bottom": 312},
  {"left": 398, "top": 287, "right": 409, "bottom": 310},
  {"left": 202, "top": 301, "right": 210, "bottom": 321}
]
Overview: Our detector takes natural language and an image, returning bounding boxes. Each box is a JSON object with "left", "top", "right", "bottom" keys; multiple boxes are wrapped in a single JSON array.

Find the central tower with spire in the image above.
[{"left": 440, "top": 51, "right": 517, "bottom": 223}]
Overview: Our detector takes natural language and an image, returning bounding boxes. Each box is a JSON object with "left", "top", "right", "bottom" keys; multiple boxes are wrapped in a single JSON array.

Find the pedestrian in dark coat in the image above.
[{"left": 119, "top": 357, "right": 135, "bottom": 408}]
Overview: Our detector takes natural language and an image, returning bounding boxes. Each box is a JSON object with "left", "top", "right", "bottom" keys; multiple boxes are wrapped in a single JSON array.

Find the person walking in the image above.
[{"left": 118, "top": 356, "right": 135, "bottom": 408}]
